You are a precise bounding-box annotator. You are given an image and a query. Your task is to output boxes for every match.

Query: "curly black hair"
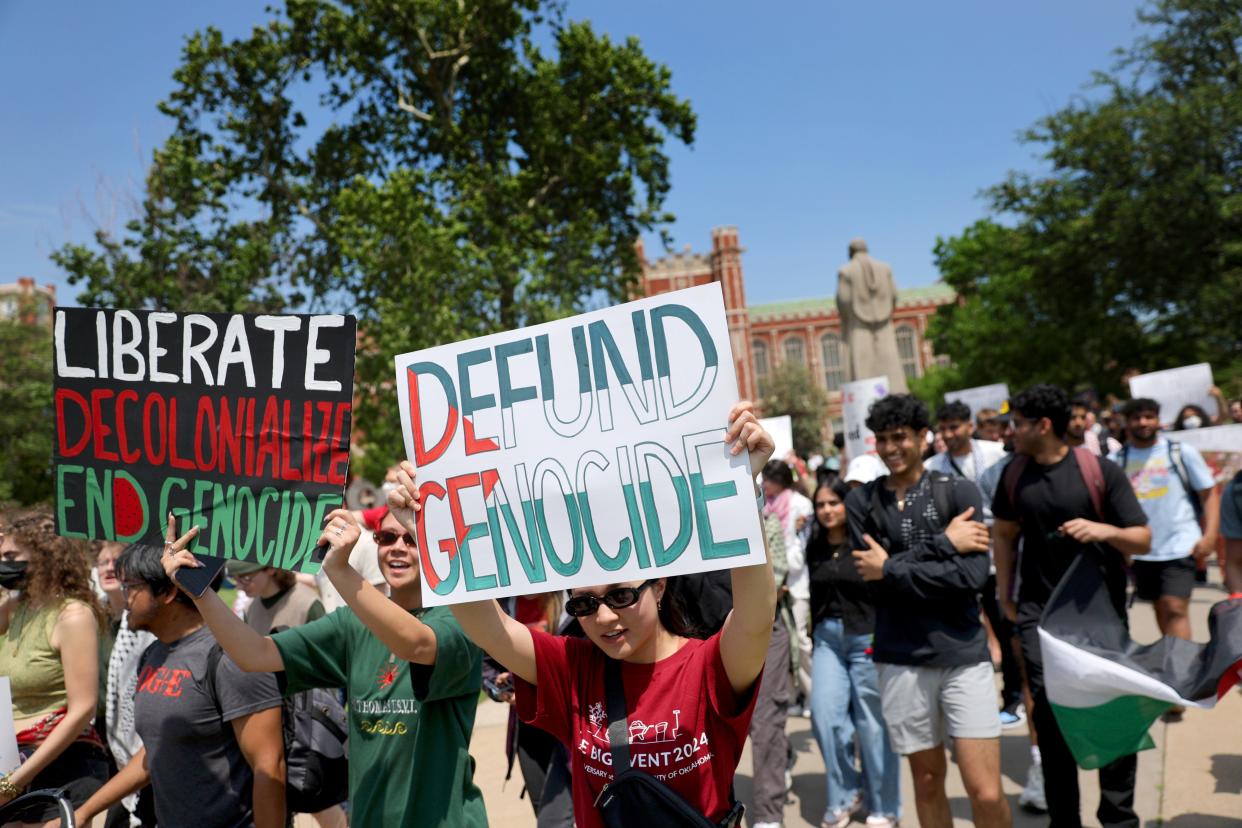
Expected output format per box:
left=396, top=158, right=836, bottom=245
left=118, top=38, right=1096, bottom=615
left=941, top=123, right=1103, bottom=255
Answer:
left=1012, top=384, right=1071, bottom=438
left=935, top=400, right=972, bottom=423
left=1121, top=398, right=1160, bottom=419
left=865, top=394, right=930, bottom=434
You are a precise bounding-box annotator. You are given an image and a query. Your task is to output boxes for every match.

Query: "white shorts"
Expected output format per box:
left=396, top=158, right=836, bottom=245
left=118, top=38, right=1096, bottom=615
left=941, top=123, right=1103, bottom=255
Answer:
left=876, top=661, right=1001, bottom=755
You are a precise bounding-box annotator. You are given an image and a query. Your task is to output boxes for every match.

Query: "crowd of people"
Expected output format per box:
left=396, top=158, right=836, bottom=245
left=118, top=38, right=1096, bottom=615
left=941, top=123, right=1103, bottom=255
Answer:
left=1, top=386, right=1239, bottom=828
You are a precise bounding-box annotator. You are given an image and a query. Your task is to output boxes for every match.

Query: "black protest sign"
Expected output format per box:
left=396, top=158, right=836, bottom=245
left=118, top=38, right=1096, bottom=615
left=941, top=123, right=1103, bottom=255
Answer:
left=52, top=308, right=356, bottom=574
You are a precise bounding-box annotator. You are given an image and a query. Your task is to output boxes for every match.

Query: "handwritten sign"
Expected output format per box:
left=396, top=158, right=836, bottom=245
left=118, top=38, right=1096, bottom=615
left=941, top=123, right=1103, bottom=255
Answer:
left=759, top=415, right=793, bottom=463
left=1171, top=424, right=1242, bottom=483
left=1128, top=364, right=1217, bottom=426
left=841, top=376, right=890, bottom=461
left=395, top=284, right=766, bottom=606
left=946, top=383, right=1010, bottom=419
left=52, top=308, right=356, bottom=573
left=0, top=678, right=17, bottom=775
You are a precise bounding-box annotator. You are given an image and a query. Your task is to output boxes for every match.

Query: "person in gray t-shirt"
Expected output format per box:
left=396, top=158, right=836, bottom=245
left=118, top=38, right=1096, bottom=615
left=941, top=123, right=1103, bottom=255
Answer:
left=73, top=542, right=285, bottom=828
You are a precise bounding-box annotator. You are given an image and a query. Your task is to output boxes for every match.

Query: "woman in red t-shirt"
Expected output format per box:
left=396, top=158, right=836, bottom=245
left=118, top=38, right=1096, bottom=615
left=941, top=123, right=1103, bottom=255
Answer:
left=385, top=401, right=778, bottom=828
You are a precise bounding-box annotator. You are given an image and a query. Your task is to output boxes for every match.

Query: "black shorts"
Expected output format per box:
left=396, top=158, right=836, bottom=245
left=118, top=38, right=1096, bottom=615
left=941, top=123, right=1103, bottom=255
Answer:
left=1132, top=556, right=1196, bottom=601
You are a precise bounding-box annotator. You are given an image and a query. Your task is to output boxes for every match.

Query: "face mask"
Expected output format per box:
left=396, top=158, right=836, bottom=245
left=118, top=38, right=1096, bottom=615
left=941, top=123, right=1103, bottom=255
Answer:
left=0, top=560, right=29, bottom=591
left=1181, top=416, right=1203, bottom=430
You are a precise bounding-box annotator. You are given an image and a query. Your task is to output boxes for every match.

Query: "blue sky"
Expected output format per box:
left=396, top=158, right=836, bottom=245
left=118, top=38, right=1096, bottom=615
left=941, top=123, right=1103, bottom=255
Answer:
left=0, top=1, right=1145, bottom=306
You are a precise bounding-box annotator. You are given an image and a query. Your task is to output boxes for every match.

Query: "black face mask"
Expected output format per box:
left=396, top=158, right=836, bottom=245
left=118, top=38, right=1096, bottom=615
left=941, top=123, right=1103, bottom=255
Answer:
left=0, top=560, right=29, bottom=591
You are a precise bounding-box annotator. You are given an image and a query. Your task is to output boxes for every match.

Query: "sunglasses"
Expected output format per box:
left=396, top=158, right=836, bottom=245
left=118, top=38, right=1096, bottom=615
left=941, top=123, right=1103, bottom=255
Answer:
left=564, top=580, right=655, bottom=618
left=373, top=530, right=416, bottom=547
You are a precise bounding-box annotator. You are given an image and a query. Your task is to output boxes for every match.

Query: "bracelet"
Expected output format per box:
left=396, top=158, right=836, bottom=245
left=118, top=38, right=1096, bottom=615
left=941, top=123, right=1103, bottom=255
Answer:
left=0, top=774, right=20, bottom=799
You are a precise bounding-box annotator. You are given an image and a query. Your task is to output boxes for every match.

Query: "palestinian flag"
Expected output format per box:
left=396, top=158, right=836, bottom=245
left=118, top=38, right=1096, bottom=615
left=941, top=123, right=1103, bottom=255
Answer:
left=1038, top=553, right=1242, bottom=770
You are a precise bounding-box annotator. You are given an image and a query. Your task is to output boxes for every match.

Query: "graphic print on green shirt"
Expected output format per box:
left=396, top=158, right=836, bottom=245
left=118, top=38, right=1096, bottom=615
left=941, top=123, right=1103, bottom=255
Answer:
left=272, top=606, right=486, bottom=828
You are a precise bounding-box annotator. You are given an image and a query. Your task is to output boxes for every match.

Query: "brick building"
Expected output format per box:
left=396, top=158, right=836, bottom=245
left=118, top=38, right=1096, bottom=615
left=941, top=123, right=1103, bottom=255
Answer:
left=0, top=277, right=56, bottom=326
left=638, top=226, right=955, bottom=436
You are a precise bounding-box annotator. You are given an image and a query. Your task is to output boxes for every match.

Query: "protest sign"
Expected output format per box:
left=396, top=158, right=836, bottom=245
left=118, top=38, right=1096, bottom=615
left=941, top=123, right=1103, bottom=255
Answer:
left=1170, top=424, right=1242, bottom=483
left=841, top=376, right=890, bottom=460
left=0, top=678, right=17, bottom=775
left=395, top=283, right=767, bottom=606
left=1128, top=364, right=1217, bottom=426
left=759, top=415, right=793, bottom=463
left=945, top=383, right=1010, bottom=419
left=52, top=308, right=356, bottom=574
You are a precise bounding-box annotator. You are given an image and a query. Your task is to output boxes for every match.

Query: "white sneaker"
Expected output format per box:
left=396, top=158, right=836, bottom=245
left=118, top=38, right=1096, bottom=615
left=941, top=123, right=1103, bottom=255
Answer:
left=753, top=823, right=782, bottom=828
left=865, top=817, right=898, bottom=828
left=1019, top=762, right=1047, bottom=812
left=820, top=812, right=851, bottom=828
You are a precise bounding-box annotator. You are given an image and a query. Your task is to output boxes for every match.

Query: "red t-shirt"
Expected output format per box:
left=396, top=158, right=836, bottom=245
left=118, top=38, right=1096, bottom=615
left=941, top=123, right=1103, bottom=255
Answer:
left=515, top=630, right=759, bottom=828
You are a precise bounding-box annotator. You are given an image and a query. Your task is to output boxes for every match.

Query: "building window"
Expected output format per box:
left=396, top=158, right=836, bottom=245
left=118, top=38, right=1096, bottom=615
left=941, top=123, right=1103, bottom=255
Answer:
left=896, top=325, right=919, bottom=379
left=820, top=332, right=845, bottom=391
left=752, top=341, right=769, bottom=378
left=784, top=336, right=805, bottom=367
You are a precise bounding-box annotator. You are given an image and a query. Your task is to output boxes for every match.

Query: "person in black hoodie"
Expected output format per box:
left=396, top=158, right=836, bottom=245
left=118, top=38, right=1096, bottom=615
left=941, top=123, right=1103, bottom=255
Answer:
left=807, top=479, right=900, bottom=828
left=846, top=394, right=1011, bottom=828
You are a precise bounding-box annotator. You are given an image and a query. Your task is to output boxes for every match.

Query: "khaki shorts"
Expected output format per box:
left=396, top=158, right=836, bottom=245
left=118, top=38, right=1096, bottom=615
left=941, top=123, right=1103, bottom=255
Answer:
left=876, top=661, right=1001, bottom=755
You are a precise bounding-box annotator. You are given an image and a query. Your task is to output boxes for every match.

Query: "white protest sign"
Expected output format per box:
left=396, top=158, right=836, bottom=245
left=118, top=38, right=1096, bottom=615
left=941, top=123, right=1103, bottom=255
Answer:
left=759, top=415, right=793, bottom=462
left=841, top=376, right=890, bottom=460
left=0, top=678, right=17, bottom=774
left=395, top=283, right=767, bottom=606
left=1128, top=364, right=1217, bottom=426
left=945, top=383, right=1010, bottom=419
left=1168, top=424, right=1242, bottom=484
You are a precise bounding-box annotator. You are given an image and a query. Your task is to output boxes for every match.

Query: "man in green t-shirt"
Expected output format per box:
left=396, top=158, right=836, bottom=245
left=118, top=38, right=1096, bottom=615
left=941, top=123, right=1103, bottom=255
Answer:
left=163, top=509, right=487, bottom=828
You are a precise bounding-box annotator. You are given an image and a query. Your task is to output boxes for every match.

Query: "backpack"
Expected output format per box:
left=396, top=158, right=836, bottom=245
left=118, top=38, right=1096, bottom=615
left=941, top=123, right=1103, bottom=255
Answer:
left=594, top=658, right=745, bottom=828
left=1119, top=440, right=1205, bottom=522
left=205, top=645, right=350, bottom=813
left=865, top=470, right=959, bottom=547
left=1002, top=446, right=1105, bottom=523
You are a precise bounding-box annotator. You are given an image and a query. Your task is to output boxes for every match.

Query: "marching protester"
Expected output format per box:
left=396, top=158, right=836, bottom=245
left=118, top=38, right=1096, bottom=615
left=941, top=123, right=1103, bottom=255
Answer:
left=1067, top=396, right=1121, bottom=458
left=0, top=510, right=109, bottom=824
left=974, top=408, right=1002, bottom=443
left=845, top=394, right=1010, bottom=828
left=927, top=400, right=1007, bottom=484
left=992, top=384, right=1151, bottom=828
left=74, top=539, right=286, bottom=828
left=230, top=560, right=326, bottom=634
left=1109, top=398, right=1219, bottom=650
left=373, top=401, right=776, bottom=828
left=163, top=509, right=487, bottom=828
left=806, top=479, right=900, bottom=828
left=762, top=459, right=815, bottom=716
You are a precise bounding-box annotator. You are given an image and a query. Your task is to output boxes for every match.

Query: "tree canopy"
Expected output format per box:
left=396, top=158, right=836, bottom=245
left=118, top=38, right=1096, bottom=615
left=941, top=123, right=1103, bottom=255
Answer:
left=923, top=0, right=1242, bottom=403
left=0, top=308, right=54, bottom=505
left=759, top=361, right=830, bottom=458
left=53, top=0, right=695, bottom=480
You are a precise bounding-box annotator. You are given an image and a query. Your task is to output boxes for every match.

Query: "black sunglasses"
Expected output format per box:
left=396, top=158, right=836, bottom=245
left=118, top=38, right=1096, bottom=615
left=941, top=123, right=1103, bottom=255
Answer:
left=565, top=580, right=656, bottom=617
left=373, top=530, right=416, bottom=547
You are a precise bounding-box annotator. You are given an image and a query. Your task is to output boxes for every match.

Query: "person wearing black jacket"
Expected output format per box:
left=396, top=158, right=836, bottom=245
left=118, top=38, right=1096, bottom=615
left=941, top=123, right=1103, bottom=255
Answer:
left=846, top=394, right=1011, bottom=828
left=807, top=479, right=900, bottom=828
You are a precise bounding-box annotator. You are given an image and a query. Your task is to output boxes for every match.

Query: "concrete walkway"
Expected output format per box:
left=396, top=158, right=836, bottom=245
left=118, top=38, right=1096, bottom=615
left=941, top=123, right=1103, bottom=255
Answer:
left=468, top=572, right=1242, bottom=826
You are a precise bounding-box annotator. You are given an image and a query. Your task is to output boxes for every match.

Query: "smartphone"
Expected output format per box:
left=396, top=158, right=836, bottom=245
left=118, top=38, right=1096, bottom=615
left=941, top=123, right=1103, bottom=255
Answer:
left=173, top=554, right=227, bottom=599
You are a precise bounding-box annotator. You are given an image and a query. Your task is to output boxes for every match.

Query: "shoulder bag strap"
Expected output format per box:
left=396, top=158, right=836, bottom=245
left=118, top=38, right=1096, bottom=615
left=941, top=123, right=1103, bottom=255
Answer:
left=604, top=658, right=631, bottom=775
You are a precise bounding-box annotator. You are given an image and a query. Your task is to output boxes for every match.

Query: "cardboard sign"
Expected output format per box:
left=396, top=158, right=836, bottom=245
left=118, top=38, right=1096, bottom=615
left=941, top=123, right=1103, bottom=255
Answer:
left=52, top=308, right=356, bottom=574
left=945, top=383, right=1010, bottom=419
left=1128, top=364, right=1217, bottom=426
left=841, top=376, right=890, bottom=461
left=395, top=283, right=766, bottom=606
left=0, top=678, right=17, bottom=775
left=1170, top=424, right=1242, bottom=484
left=759, top=415, right=793, bottom=463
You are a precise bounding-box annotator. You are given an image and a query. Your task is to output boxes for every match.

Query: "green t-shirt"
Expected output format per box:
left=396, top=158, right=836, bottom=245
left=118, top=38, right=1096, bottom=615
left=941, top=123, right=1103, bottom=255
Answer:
left=272, top=606, right=486, bottom=828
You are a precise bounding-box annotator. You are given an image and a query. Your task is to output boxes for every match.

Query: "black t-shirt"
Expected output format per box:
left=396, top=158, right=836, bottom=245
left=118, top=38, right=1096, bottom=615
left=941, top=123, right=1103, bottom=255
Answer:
left=991, top=450, right=1147, bottom=620
left=805, top=530, right=874, bottom=635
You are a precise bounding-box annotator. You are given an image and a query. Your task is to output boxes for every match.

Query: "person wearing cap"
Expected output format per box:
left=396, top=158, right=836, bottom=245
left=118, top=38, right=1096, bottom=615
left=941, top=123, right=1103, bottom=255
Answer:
left=228, top=560, right=325, bottom=635
left=162, top=506, right=487, bottom=828
left=844, top=453, right=888, bottom=489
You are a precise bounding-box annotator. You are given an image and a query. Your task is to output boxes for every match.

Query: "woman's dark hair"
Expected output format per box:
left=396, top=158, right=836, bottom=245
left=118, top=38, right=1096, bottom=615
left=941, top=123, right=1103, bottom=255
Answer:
left=1174, top=404, right=1210, bottom=430
left=1011, top=383, right=1071, bottom=438
left=270, top=568, right=298, bottom=591
left=117, top=544, right=223, bottom=609
left=6, top=509, right=107, bottom=627
left=657, top=577, right=702, bottom=638
left=761, top=460, right=793, bottom=489
left=808, top=480, right=851, bottom=542
left=935, top=400, right=972, bottom=423
left=865, top=394, right=930, bottom=434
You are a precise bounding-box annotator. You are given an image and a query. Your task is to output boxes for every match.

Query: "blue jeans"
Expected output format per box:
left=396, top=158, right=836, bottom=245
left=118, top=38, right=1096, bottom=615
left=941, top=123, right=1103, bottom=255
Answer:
left=810, top=617, right=901, bottom=819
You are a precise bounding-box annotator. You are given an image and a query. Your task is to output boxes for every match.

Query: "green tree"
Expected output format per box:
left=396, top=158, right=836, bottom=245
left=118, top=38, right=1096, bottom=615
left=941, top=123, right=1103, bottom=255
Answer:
left=928, top=0, right=1242, bottom=399
left=53, top=0, right=694, bottom=480
left=759, top=361, right=830, bottom=459
left=0, top=313, right=54, bottom=505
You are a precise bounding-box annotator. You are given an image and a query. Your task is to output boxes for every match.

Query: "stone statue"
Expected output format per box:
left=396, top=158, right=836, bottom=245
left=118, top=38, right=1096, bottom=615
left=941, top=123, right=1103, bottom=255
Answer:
left=836, top=238, right=908, bottom=393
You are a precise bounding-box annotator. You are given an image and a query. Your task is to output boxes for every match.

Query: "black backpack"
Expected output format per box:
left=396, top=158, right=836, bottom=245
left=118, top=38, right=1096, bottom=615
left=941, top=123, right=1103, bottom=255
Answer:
left=594, top=658, right=745, bottom=828
left=205, top=645, right=350, bottom=813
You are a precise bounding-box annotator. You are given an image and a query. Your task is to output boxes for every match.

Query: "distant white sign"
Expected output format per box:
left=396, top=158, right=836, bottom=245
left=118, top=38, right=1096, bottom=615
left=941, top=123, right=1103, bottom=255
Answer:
left=945, top=383, right=1010, bottom=419
left=759, top=415, right=793, bottom=463
left=0, top=678, right=17, bottom=774
left=841, top=376, right=891, bottom=460
left=1128, top=364, right=1217, bottom=426
left=394, top=283, right=767, bottom=606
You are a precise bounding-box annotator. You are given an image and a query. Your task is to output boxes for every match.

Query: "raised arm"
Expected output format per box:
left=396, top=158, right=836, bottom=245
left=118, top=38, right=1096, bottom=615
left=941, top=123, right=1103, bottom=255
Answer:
left=162, top=518, right=285, bottom=674
left=719, top=402, right=778, bottom=696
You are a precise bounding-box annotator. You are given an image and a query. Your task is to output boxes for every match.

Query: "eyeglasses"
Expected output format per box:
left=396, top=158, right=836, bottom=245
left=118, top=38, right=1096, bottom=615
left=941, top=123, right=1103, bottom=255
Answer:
left=373, top=530, right=416, bottom=547
left=120, top=581, right=148, bottom=596
left=565, top=580, right=655, bottom=618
